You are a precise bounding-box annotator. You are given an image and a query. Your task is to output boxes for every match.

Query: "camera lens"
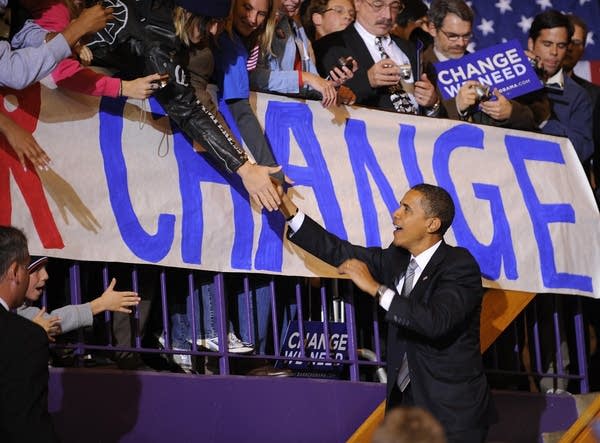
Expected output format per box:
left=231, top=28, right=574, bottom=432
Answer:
left=398, top=65, right=412, bottom=80
left=473, top=84, right=491, bottom=102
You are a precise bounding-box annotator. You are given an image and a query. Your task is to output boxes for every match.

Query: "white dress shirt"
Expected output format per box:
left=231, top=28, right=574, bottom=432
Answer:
left=353, top=21, right=418, bottom=108
left=379, top=240, right=442, bottom=310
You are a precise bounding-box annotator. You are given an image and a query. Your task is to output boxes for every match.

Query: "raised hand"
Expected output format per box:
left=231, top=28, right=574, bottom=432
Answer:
left=237, top=162, right=282, bottom=211
left=90, top=278, right=140, bottom=315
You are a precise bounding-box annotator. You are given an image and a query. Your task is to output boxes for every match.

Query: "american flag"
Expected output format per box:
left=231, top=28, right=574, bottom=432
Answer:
left=246, top=44, right=260, bottom=71
left=459, top=0, right=600, bottom=83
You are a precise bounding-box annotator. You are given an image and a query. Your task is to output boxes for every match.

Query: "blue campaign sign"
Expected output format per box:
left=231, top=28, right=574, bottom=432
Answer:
left=434, top=39, right=543, bottom=100
left=277, top=321, right=349, bottom=377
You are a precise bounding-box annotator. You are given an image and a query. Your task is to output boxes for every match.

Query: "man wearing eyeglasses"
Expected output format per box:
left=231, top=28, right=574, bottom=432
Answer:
left=422, top=0, right=538, bottom=130
left=313, top=0, right=442, bottom=114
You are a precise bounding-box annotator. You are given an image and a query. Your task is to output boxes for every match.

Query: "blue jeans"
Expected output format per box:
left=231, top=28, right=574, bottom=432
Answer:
left=171, top=278, right=272, bottom=354
left=168, top=309, right=191, bottom=351
left=169, top=283, right=226, bottom=346
left=236, top=284, right=271, bottom=354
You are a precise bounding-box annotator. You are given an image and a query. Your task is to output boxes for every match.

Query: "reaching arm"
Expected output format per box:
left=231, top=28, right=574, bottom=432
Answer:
left=89, top=278, right=140, bottom=315
left=5, top=5, right=113, bottom=90
left=146, top=44, right=281, bottom=210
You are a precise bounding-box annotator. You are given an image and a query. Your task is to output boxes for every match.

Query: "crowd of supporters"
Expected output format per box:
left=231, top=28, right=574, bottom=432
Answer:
left=1, top=0, right=599, bottom=441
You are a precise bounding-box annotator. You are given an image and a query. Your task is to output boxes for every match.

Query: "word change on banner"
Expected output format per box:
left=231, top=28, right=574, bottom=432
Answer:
left=434, top=39, right=543, bottom=100
left=276, top=321, right=349, bottom=377
left=1, top=81, right=599, bottom=298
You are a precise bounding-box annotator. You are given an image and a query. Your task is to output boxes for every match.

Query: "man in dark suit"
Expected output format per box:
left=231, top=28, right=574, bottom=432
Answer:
left=313, top=0, right=441, bottom=114
left=277, top=184, right=495, bottom=443
left=563, top=14, right=600, bottom=195
left=0, top=226, right=58, bottom=443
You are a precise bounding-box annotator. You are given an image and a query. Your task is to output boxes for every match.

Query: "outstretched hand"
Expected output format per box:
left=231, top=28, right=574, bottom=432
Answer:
left=275, top=183, right=299, bottom=220
left=237, top=162, right=282, bottom=211
left=122, top=73, right=169, bottom=99
left=91, top=278, right=140, bottom=315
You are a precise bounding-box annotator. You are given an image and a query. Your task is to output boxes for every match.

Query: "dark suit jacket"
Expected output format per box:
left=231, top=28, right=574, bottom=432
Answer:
left=572, top=74, right=600, bottom=184
left=287, top=215, right=496, bottom=434
left=0, top=304, right=57, bottom=443
left=313, top=24, right=418, bottom=112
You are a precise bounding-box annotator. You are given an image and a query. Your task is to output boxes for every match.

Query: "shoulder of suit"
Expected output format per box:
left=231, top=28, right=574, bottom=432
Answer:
left=443, top=244, right=480, bottom=267
left=0, top=308, right=47, bottom=338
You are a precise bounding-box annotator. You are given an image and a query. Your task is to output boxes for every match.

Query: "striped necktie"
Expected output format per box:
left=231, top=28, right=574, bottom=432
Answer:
left=374, top=36, right=417, bottom=114
left=397, top=258, right=418, bottom=392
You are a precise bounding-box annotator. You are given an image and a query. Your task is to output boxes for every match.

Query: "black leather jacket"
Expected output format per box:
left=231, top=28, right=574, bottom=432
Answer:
left=88, top=0, right=248, bottom=173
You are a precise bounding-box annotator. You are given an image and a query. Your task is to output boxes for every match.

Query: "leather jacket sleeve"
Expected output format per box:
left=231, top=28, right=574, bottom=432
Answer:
left=145, top=43, right=248, bottom=173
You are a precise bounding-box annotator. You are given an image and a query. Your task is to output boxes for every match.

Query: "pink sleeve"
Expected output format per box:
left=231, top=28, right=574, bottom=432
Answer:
left=34, top=3, right=71, bottom=32
left=51, top=58, right=121, bottom=97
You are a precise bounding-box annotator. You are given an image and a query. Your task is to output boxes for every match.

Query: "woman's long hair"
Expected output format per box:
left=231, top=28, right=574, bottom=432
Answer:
left=256, top=0, right=278, bottom=56
left=173, top=6, right=216, bottom=48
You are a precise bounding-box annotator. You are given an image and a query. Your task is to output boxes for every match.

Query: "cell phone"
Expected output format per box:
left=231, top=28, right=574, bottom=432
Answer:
left=326, top=56, right=354, bottom=81
left=335, top=56, right=354, bottom=71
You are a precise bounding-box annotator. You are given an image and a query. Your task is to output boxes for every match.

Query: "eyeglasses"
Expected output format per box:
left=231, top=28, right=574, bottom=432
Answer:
left=438, top=28, right=472, bottom=42
left=570, top=39, right=584, bottom=47
left=362, top=0, right=405, bottom=15
left=322, top=6, right=356, bottom=20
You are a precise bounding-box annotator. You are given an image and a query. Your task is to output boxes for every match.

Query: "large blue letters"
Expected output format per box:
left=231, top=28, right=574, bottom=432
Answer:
left=265, top=101, right=346, bottom=243
left=99, top=97, right=174, bottom=262
left=506, top=135, right=592, bottom=292
left=434, top=125, right=517, bottom=280
left=344, top=119, right=401, bottom=247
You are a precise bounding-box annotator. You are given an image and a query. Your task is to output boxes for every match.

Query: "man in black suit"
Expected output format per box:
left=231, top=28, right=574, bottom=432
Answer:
left=313, top=0, right=441, bottom=114
left=278, top=184, right=495, bottom=443
left=0, top=226, right=58, bottom=442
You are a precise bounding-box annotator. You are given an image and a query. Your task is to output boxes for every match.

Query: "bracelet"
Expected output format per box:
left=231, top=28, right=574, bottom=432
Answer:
left=285, top=208, right=299, bottom=222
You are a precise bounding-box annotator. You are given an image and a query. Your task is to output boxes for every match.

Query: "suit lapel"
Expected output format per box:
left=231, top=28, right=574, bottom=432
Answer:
left=411, top=241, right=448, bottom=298
left=343, top=26, right=377, bottom=66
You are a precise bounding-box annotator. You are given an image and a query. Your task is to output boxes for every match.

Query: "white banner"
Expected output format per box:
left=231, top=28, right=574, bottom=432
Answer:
left=1, top=82, right=599, bottom=298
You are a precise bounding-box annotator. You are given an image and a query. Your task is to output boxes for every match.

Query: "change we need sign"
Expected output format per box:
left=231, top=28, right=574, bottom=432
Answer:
left=434, top=39, right=543, bottom=100
left=277, top=321, right=349, bottom=377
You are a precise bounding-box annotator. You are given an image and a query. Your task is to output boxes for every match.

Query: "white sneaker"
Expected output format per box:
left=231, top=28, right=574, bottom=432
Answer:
left=157, top=334, right=192, bottom=371
left=196, top=333, right=254, bottom=354
left=173, top=353, right=192, bottom=372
